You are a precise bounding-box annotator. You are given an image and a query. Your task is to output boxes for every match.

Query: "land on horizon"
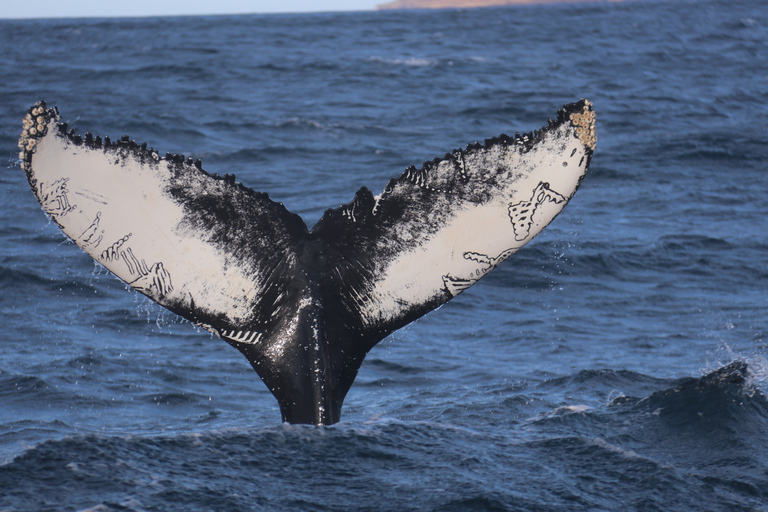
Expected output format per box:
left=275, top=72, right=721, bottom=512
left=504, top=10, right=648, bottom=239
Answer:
left=377, top=0, right=626, bottom=9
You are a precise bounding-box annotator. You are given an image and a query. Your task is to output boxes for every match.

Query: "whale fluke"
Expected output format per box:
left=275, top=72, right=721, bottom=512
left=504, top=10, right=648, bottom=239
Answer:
left=19, top=100, right=595, bottom=425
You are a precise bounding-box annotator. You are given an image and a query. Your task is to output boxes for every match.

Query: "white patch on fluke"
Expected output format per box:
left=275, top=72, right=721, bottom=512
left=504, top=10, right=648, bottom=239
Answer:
left=359, top=121, right=588, bottom=326
left=27, top=116, right=263, bottom=324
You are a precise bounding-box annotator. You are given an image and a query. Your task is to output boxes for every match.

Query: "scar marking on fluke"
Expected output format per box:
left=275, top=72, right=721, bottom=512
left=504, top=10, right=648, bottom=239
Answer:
left=442, top=247, right=517, bottom=297
left=78, top=212, right=103, bottom=249
left=508, top=182, right=568, bottom=242
left=38, top=178, right=76, bottom=218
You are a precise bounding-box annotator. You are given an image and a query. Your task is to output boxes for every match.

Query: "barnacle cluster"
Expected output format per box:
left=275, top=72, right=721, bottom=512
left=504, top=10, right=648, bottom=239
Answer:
left=569, top=100, right=597, bottom=151
left=18, top=101, right=54, bottom=171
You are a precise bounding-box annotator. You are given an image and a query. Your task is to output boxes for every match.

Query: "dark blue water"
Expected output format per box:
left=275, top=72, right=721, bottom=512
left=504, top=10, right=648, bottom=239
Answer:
left=1, top=0, right=768, bottom=509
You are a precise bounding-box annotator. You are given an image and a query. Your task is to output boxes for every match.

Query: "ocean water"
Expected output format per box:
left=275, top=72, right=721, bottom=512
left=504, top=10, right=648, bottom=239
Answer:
left=1, top=0, right=767, bottom=509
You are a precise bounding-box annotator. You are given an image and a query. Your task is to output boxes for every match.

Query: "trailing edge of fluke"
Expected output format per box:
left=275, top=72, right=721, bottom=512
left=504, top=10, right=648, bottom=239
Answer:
left=19, top=99, right=595, bottom=425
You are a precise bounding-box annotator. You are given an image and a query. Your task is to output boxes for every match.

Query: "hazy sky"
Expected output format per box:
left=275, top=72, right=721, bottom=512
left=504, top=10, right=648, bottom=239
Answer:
left=1, top=0, right=380, bottom=19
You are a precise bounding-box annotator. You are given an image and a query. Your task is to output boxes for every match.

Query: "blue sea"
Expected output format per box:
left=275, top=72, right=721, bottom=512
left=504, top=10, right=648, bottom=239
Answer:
left=1, top=0, right=767, bottom=509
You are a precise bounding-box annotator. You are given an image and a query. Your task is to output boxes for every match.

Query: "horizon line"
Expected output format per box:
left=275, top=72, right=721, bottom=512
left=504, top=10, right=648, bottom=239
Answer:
left=0, top=0, right=616, bottom=21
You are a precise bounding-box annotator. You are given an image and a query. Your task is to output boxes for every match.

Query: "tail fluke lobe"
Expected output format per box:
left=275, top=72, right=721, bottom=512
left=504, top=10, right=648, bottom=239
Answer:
left=20, top=100, right=595, bottom=425
left=313, top=100, right=595, bottom=355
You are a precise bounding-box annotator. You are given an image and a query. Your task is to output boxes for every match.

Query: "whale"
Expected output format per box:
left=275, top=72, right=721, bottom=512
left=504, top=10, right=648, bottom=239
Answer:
left=18, top=100, right=595, bottom=425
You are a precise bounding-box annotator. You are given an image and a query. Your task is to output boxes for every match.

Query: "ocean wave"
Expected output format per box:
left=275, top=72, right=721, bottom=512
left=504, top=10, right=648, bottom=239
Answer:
left=0, top=265, right=115, bottom=303
left=367, top=56, right=438, bottom=67
left=560, top=234, right=768, bottom=284
left=2, top=382, right=766, bottom=511
left=658, top=131, right=768, bottom=163
left=0, top=266, right=53, bottom=289
left=0, top=372, right=82, bottom=412
left=200, top=147, right=271, bottom=164
left=139, top=392, right=206, bottom=407
left=363, top=358, right=425, bottom=375
left=538, top=367, right=666, bottom=394
left=630, top=361, right=768, bottom=427
left=0, top=373, right=56, bottom=400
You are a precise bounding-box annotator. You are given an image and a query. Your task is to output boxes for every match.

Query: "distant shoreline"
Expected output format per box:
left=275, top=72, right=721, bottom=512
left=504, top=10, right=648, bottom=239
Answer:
left=377, top=0, right=626, bottom=10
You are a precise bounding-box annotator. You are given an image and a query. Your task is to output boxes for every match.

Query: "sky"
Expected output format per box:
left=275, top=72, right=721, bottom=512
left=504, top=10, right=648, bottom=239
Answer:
left=1, top=0, right=380, bottom=19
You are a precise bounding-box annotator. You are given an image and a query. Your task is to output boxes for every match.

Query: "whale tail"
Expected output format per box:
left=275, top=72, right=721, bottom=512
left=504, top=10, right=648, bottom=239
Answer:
left=19, top=100, right=595, bottom=424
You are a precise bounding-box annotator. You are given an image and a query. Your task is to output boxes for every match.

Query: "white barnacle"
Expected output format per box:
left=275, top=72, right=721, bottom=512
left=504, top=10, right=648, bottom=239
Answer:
left=26, top=139, right=36, bottom=150
left=29, top=127, right=37, bottom=136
